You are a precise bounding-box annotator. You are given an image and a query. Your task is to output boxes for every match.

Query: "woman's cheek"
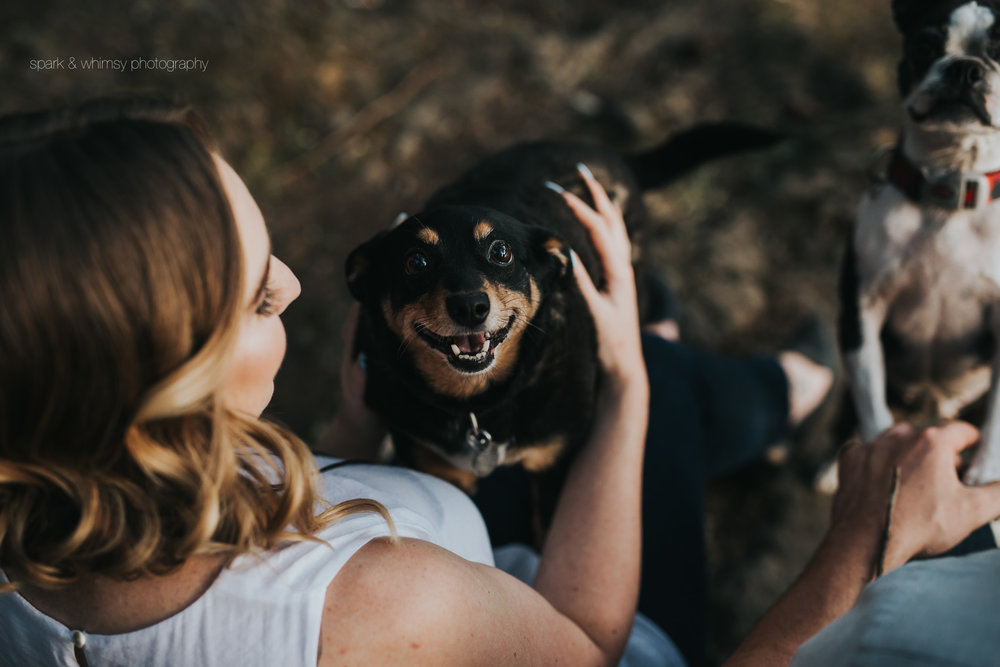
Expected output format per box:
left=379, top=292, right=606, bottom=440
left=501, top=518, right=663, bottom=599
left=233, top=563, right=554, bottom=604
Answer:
left=222, top=318, right=287, bottom=416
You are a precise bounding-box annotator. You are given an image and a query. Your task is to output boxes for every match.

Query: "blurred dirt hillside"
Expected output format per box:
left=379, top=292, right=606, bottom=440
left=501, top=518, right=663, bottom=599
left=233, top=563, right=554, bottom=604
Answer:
left=2, top=0, right=902, bottom=662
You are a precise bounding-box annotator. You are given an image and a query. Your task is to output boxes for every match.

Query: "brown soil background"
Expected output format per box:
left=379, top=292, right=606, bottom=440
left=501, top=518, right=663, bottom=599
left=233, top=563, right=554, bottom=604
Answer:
left=2, top=1, right=903, bottom=662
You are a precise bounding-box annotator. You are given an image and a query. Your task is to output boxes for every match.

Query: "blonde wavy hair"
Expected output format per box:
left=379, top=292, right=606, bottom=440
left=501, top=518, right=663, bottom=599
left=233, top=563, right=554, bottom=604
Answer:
left=0, top=99, right=390, bottom=592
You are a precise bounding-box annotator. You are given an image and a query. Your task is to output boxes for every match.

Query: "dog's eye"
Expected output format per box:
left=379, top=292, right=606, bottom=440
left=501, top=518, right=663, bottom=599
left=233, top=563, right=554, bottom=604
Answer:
left=488, top=240, right=513, bottom=265
left=404, top=251, right=429, bottom=275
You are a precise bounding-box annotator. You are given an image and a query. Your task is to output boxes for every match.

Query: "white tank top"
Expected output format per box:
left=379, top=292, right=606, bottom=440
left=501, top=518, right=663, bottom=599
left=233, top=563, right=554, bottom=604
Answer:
left=0, top=458, right=494, bottom=666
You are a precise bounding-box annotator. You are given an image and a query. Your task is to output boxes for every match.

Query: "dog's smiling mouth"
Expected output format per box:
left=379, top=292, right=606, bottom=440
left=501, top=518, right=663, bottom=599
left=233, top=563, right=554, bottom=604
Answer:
left=415, top=315, right=516, bottom=374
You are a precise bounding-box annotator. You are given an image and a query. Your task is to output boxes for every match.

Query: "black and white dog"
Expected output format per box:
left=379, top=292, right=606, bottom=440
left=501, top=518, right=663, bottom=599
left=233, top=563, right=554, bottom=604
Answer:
left=842, top=0, right=1000, bottom=507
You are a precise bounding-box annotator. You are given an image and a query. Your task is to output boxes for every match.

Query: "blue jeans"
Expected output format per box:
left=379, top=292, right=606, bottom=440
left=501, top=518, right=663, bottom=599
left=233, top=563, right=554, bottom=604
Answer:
left=494, top=543, right=687, bottom=667
left=791, top=549, right=1000, bottom=666
left=474, top=334, right=790, bottom=667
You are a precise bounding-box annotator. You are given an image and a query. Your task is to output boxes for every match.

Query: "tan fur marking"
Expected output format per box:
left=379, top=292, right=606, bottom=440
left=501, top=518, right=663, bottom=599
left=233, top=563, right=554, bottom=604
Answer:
left=938, top=365, right=993, bottom=418
left=406, top=441, right=479, bottom=493
left=544, top=237, right=569, bottom=271
left=894, top=365, right=993, bottom=422
left=474, top=221, right=494, bottom=241
left=417, top=227, right=440, bottom=245
left=384, top=277, right=543, bottom=400
left=506, top=436, right=568, bottom=472
left=388, top=287, right=493, bottom=399
left=484, top=277, right=542, bottom=385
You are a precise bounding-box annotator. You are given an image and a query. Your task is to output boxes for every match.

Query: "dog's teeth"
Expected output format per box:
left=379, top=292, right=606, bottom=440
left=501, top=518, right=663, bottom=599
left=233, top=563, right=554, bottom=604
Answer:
left=485, top=332, right=492, bottom=340
left=450, top=344, right=461, bottom=356
left=482, top=339, right=491, bottom=353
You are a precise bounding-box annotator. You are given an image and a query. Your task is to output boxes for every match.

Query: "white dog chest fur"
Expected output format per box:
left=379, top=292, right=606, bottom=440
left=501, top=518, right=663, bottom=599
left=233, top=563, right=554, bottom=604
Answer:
left=844, top=2, right=1000, bottom=515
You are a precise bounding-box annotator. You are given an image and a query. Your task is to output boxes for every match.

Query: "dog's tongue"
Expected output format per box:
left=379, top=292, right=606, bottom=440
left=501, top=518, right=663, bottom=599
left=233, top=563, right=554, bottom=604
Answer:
left=455, top=333, right=486, bottom=353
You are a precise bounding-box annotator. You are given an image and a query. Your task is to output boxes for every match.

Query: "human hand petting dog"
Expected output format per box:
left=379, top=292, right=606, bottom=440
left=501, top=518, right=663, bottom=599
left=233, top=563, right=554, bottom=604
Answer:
left=833, top=422, right=1000, bottom=574
left=729, top=421, right=1000, bottom=667
left=557, top=163, right=645, bottom=387
left=531, top=164, right=649, bottom=664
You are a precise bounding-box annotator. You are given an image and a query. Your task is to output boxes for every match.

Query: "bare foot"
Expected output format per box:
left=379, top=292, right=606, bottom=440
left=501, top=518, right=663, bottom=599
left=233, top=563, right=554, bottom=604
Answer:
left=643, top=319, right=680, bottom=342
left=779, top=350, right=834, bottom=427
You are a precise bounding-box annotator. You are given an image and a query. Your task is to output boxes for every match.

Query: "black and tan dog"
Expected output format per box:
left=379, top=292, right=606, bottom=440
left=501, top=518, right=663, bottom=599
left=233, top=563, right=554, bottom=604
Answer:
left=346, top=125, right=781, bottom=497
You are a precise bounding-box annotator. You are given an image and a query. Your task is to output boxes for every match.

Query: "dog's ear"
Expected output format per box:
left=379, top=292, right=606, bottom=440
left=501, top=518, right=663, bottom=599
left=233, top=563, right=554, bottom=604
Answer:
left=528, top=227, right=571, bottom=281
left=892, top=0, right=926, bottom=34
left=345, top=231, right=389, bottom=302
left=891, top=0, right=914, bottom=32
left=891, top=0, right=954, bottom=34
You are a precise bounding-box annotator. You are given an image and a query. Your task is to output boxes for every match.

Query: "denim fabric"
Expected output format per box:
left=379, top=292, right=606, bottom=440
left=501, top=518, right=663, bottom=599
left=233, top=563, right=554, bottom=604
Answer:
left=493, top=544, right=689, bottom=667
left=791, top=550, right=1000, bottom=667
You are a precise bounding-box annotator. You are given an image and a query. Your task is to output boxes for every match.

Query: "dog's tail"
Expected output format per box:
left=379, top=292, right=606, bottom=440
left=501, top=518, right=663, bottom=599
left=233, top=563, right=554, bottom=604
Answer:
left=627, top=122, right=785, bottom=191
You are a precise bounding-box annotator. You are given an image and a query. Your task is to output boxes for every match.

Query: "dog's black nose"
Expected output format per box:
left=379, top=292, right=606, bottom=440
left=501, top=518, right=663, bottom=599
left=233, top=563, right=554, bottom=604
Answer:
left=945, top=59, right=984, bottom=87
left=446, top=292, right=491, bottom=326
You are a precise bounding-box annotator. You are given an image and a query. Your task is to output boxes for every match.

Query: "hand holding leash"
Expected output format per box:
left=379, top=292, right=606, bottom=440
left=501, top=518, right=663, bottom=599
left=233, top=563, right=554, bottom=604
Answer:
left=557, top=163, right=645, bottom=386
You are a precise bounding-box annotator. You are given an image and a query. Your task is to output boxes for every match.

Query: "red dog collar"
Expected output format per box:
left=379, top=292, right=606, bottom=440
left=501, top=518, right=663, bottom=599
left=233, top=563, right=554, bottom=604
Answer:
left=887, top=148, right=1000, bottom=210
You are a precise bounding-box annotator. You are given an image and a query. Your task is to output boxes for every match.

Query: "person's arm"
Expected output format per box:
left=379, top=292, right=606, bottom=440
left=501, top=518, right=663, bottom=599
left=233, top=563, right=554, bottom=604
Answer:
left=318, top=167, right=648, bottom=666
left=531, top=167, right=648, bottom=652
left=726, top=422, right=1000, bottom=667
left=724, top=517, right=881, bottom=666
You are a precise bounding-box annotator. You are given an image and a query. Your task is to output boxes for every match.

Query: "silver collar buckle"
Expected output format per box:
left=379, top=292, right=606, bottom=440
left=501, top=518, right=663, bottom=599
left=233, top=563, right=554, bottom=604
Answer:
left=465, top=412, right=506, bottom=477
left=922, top=171, right=990, bottom=210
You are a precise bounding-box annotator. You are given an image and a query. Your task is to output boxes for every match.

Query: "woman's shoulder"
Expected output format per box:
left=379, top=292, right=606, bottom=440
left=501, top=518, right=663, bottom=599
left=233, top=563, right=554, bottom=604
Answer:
left=317, top=536, right=491, bottom=665
left=316, top=536, right=614, bottom=667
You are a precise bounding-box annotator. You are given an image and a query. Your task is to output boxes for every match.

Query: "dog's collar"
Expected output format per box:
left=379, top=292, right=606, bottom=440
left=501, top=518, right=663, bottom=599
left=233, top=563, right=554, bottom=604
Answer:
left=464, top=412, right=509, bottom=477
left=886, top=148, right=1000, bottom=210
